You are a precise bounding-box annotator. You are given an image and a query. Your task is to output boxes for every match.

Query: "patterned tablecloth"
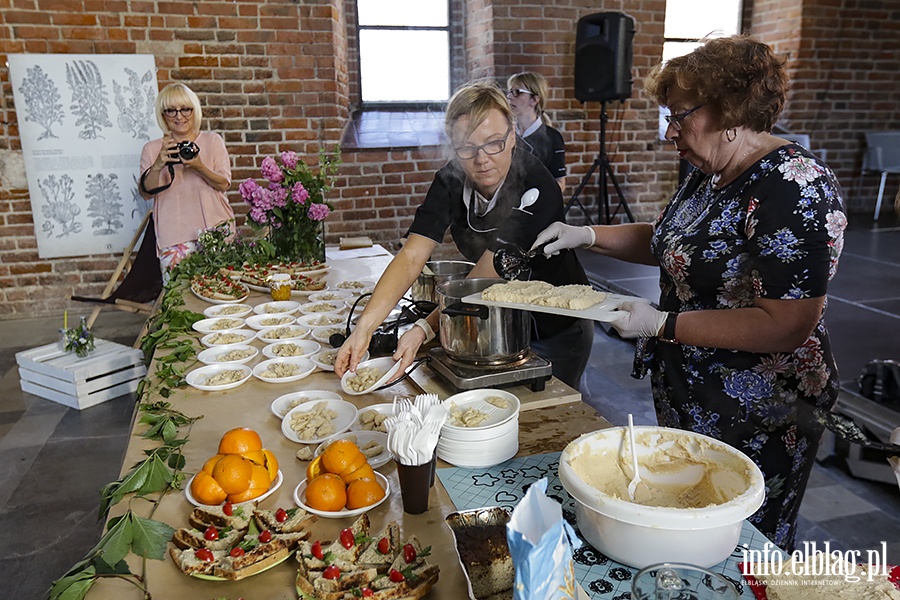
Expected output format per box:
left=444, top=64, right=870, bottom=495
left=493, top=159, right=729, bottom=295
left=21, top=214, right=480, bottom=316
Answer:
left=437, top=452, right=769, bottom=599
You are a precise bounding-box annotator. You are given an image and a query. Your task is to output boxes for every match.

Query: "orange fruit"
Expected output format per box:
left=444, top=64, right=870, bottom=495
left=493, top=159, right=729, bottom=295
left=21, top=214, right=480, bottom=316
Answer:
left=342, top=462, right=376, bottom=486
left=227, top=464, right=272, bottom=503
left=262, top=449, right=279, bottom=482
left=306, top=455, right=326, bottom=481
left=211, top=454, right=253, bottom=495
left=305, top=473, right=347, bottom=512
left=241, top=450, right=266, bottom=465
left=191, top=470, right=228, bottom=505
left=346, top=477, right=385, bottom=510
left=202, top=454, right=225, bottom=475
left=218, top=427, right=263, bottom=455
left=321, top=439, right=364, bottom=476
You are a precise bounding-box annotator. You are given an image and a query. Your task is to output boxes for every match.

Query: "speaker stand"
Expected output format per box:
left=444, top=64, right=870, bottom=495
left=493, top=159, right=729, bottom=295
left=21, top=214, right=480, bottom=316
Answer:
left=565, top=102, right=634, bottom=225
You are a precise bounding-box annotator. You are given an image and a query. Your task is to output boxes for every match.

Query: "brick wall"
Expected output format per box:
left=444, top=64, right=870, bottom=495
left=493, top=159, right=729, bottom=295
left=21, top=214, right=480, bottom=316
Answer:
left=1, top=0, right=899, bottom=319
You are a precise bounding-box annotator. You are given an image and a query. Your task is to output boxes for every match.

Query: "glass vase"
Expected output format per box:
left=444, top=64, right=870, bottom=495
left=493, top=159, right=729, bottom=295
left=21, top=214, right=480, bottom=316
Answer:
left=268, top=220, right=325, bottom=264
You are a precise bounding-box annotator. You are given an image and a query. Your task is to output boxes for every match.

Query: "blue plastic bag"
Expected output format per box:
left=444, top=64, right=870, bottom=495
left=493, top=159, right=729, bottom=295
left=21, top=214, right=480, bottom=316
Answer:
left=506, top=478, right=582, bottom=600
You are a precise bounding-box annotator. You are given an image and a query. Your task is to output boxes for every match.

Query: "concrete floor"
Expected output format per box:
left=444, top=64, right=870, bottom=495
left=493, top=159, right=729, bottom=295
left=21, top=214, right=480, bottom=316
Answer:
left=1, top=217, right=899, bottom=599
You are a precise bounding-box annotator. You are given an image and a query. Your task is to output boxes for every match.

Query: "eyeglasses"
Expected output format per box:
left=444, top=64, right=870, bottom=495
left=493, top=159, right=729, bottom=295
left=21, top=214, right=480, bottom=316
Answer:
left=163, top=107, right=194, bottom=118
left=664, top=104, right=703, bottom=130
left=506, top=88, right=535, bottom=99
left=454, top=126, right=512, bottom=160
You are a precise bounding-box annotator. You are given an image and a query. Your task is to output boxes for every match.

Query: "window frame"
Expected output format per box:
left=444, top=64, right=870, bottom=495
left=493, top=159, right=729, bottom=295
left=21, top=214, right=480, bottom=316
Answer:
left=354, top=2, right=453, bottom=110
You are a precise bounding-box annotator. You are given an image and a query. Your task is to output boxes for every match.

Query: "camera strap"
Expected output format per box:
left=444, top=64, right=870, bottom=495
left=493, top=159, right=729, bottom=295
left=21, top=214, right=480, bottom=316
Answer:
left=140, top=163, right=175, bottom=196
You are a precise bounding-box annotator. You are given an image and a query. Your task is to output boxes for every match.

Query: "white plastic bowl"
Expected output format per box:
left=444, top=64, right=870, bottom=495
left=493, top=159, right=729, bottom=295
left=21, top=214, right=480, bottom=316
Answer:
left=281, top=399, right=358, bottom=444
left=298, top=301, right=344, bottom=316
left=308, top=290, right=353, bottom=303
left=192, top=317, right=246, bottom=334
left=252, top=300, right=301, bottom=315
left=203, top=303, right=253, bottom=318
left=340, top=357, right=401, bottom=396
left=256, top=325, right=310, bottom=344
left=295, top=313, right=346, bottom=328
left=442, top=389, right=520, bottom=439
left=244, top=313, right=297, bottom=330
left=293, top=471, right=389, bottom=518
left=252, top=357, right=316, bottom=383
left=197, top=344, right=259, bottom=365
left=311, top=325, right=347, bottom=344
left=262, top=340, right=320, bottom=360
left=200, top=329, right=257, bottom=348
left=558, top=426, right=765, bottom=569
left=270, top=390, right=344, bottom=420
left=185, top=364, right=253, bottom=391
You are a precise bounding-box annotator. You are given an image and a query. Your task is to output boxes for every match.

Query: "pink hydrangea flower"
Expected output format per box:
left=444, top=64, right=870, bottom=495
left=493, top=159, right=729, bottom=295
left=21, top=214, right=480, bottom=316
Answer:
left=307, top=203, right=330, bottom=221
left=281, top=151, right=299, bottom=170
left=292, top=182, right=309, bottom=204
left=260, top=156, right=284, bottom=183
left=268, top=183, right=288, bottom=208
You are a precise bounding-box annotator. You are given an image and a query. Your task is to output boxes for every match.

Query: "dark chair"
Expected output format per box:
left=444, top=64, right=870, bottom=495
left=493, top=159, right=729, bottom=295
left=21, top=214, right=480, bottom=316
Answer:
left=860, top=131, right=900, bottom=221
left=71, top=211, right=163, bottom=346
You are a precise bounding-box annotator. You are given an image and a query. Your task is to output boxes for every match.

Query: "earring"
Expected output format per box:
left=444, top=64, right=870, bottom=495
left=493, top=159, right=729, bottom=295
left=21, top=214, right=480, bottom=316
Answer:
left=726, top=128, right=737, bottom=142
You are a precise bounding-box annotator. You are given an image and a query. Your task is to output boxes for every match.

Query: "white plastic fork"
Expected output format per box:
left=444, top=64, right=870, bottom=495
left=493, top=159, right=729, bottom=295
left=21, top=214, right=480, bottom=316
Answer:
left=414, top=393, right=439, bottom=415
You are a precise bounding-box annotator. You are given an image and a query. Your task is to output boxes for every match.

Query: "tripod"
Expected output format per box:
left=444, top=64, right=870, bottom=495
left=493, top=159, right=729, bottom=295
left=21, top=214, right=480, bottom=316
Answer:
left=565, top=101, right=634, bottom=224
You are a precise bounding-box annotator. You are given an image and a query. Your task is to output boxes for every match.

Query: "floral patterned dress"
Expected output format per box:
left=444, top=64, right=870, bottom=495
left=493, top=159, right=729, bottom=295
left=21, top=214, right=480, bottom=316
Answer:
left=643, top=144, right=847, bottom=550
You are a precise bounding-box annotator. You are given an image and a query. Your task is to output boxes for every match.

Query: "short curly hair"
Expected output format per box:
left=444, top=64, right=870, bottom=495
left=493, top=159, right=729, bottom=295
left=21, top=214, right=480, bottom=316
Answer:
left=644, top=35, right=788, bottom=132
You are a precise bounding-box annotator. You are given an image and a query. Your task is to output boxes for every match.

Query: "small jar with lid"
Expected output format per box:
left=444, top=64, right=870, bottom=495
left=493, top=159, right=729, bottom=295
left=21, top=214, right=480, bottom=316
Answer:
left=269, top=273, right=292, bottom=301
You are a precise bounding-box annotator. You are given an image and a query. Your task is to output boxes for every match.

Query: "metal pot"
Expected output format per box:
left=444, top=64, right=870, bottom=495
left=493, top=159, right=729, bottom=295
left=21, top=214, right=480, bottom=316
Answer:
left=436, top=278, right=530, bottom=365
left=410, top=260, right=475, bottom=304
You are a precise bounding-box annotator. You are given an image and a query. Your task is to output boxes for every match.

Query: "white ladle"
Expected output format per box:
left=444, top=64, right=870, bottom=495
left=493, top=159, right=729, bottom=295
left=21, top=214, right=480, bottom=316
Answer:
left=626, top=414, right=642, bottom=502
left=517, top=188, right=539, bottom=212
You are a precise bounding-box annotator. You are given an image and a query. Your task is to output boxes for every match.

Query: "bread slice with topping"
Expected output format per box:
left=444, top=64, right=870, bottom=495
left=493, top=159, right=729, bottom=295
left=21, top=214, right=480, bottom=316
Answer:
left=187, top=503, right=252, bottom=531
left=253, top=506, right=318, bottom=534
left=356, top=521, right=400, bottom=571
left=168, top=546, right=226, bottom=576
left=172, top=525, right=246, bottom=552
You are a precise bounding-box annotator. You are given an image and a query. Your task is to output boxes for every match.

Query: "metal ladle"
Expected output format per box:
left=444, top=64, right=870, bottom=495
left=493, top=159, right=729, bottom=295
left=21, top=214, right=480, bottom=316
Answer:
left=493, top=242, right=549, bottom=280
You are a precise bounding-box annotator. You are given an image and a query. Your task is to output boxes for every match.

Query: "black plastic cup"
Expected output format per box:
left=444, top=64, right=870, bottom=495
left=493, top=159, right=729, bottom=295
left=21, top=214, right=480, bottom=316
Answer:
left=395, top=459, right=431, bottom=514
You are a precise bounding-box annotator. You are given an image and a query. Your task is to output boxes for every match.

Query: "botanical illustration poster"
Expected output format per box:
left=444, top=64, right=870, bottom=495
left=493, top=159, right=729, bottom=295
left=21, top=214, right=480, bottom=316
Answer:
left=9, top=54, right=160, bottom=258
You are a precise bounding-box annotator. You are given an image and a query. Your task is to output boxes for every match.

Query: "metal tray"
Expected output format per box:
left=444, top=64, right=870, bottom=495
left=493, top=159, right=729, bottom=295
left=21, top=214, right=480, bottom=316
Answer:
left=445, top=507, right=514, bottom=600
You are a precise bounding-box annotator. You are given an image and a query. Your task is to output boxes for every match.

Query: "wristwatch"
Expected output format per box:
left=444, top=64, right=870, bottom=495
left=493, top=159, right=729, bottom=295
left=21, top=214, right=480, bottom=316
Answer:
left=658, top=312, right=679, bottom=344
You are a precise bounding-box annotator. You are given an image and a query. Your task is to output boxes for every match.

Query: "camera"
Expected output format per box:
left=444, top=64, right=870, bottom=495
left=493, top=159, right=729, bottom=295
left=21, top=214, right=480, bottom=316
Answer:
left=170, top=141, right=199, bottom=161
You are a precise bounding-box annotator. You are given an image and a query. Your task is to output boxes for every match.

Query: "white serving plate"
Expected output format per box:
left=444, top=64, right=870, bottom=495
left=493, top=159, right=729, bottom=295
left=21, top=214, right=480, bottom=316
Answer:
left=298, top=301, right=345, bottom=316
left=252, top=357, right=316, bottom=383
left=461, top=291, right=631, bottom=324
left=185, top=470, right=283, bottom=508
left=341, top=357, right=402, bottom=396
left=308, top=290, right=353, bottom=303
left=442, top=389, right=521, bottom=432
left=255, top=325, right=310, bottom=344
left=200, top=329, right=257, bottom=348
left=191, top=317, right=246, bottom=334
left=191, top=283, right=250, bottom=305
left=293, top=471, right=389, bottom=518
left=203, top=303, right=253, bottom=318
left=316, top=431, right=391, bottom=469
left=197, top=344, right=259, bottom=365
left=295, top=313, right=347, bottom=328
left=262, top=340, right=320, bottom=360
left=252, top=300, right=301, bottom=315
left=311, top=325, right=347, bottom=345
left=333, top=279, right=375, bottom=292
left=245, top=313, right=297, bottom=330
left=281, top=399, right=358, bottom=444
left=350, top=403, right=394, bottom=433
left=270, top=390, right=345, bottom=420
left=310, top=349, right=368, bottom=372
left=185, top=364, right=253, bottom=391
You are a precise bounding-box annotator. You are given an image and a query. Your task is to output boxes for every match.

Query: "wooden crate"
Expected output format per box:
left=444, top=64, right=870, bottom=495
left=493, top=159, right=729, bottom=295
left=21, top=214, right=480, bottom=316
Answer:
left=16, top=339, right=148, bottom=410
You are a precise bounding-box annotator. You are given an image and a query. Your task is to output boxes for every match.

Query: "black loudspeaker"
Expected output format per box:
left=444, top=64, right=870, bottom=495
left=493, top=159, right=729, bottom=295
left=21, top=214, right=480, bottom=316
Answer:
left=574, top=12, right=635, bottom=102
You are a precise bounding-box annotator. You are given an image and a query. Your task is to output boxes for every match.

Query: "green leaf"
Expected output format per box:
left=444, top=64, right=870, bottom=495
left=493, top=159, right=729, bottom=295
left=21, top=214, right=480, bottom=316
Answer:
left=129, top=513, right=176, bottom=560
left=49, top=565, right=96, bottom=600
left=95, top=512, right=135, bottom=566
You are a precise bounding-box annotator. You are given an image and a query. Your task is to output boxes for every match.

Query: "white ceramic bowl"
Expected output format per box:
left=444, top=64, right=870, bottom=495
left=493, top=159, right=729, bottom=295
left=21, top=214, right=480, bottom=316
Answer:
left=311, top=325, right=347, bottom=345
left=244, top=313, right=297, bottom=330
left=256, top=324, right=310, bottom=344
left=252, top=357, right=316, bottom=383
left=296, top=313, right=346, bottom=328
left=200, top=329, right=257, bottom=348
left=340, top=357, right=402, bottom=396
left=192, top=317, right=246, bottom=334
left=308, top=290, right=353, bottom=303
left=293, top=471, right=389, bottom=518
left=252, top=300, right=301, bottom=315
left=185, top=364, right=253, bottom=391
left=185, top=470, right=283, bottom=507
left=281, top=399, right=358, bottom=444
left=350, top=403, right=394, bottom=433
left=203, top=303, right=253, bottom=318
left=298, top=301, right=345, bottom=316
left=262, top=340, right=320, bottom=360
left=270, top=390, right=344, bottom=420
left=558, top=426, right=765, bottom=569
left=197, top=344, right=259, bottom=365
left=316, top=431, right=390, bottom=469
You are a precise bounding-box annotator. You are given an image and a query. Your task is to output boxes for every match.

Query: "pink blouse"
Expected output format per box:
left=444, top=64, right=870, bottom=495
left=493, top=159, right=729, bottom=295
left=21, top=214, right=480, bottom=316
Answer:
left=140, top=130, right=234, bottom=253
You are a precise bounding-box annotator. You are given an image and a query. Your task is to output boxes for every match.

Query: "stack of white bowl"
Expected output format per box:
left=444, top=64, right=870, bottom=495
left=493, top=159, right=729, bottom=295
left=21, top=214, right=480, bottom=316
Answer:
left=436, top=389, right=520, bottom=468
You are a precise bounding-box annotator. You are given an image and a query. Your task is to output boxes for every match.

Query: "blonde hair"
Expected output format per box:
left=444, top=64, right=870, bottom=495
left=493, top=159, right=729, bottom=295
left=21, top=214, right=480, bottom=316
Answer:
left=155, top=83, right=203, bottom=133
left=507, top=72, right=552, bottom=127
left=445, top=80, right=515, bottom=141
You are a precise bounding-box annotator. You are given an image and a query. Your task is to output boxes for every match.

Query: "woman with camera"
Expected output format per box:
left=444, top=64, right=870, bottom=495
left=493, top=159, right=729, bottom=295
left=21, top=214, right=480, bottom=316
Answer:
left=140, top=83, right=233, bottom=272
